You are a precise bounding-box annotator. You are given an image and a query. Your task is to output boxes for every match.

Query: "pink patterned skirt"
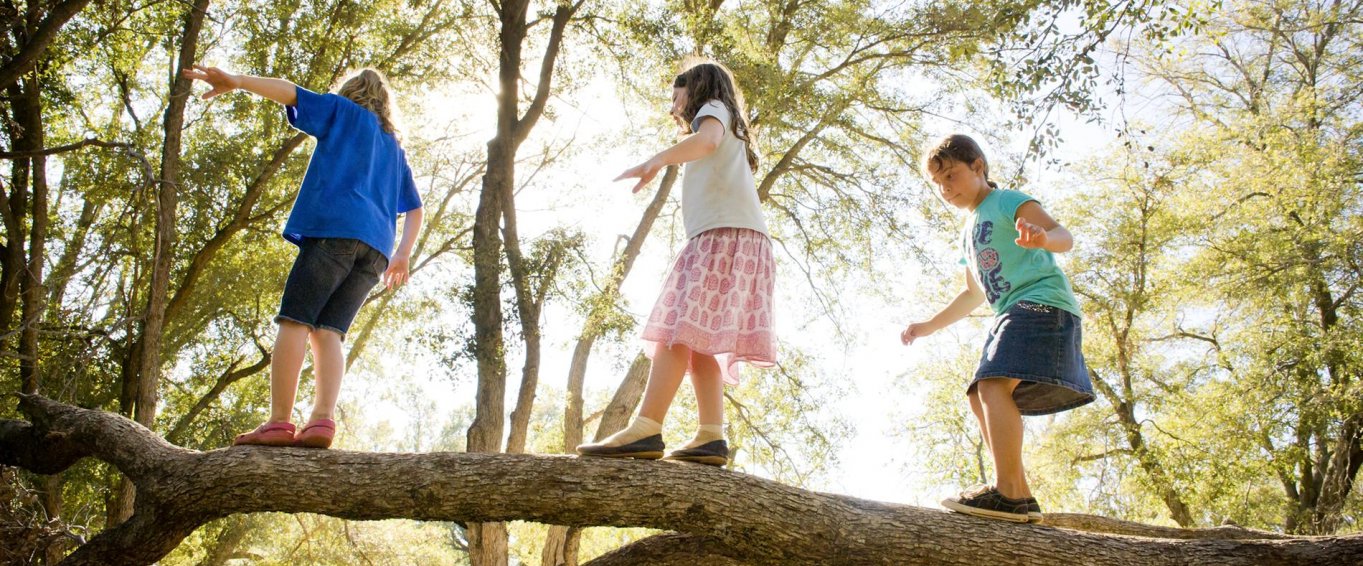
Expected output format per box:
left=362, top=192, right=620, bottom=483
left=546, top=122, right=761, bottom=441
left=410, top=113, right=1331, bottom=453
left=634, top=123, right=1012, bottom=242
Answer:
left=642, top=227, right=776, bottom=384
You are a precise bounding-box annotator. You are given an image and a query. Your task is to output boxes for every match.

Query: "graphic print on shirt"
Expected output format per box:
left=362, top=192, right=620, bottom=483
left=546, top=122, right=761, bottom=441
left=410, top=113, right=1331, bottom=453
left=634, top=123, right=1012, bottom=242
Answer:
left=973, top=220, right=1010, bottom=304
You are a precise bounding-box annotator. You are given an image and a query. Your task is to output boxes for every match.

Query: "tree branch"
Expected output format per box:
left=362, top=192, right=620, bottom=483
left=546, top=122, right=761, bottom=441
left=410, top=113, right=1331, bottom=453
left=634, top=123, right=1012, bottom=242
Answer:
left=0, top=0, right=96, bottom=91
left=4, top=395, right=1360, bottom=566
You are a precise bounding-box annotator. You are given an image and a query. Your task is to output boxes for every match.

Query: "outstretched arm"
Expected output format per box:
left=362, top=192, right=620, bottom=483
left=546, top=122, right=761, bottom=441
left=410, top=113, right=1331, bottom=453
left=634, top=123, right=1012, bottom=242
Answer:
left=614, top=116, right=725, bottom=193
left=182, top=65, right=298, bottom=106
left=901, top=268, right=986, bottom=345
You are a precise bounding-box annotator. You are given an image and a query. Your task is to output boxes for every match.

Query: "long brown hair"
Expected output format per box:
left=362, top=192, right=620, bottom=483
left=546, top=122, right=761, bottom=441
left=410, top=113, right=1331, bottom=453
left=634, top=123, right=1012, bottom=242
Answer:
left=922, top=134, right=998, bottom=189
left=673, top=62, right=759, bottom=172
left=336, top=68, right=403, bottom=143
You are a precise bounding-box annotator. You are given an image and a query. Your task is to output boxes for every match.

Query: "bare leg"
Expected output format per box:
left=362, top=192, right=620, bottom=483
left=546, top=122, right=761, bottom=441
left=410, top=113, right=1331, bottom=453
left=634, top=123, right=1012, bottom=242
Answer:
left=637, top=343, right=692, bottom=423
left=268, top=321, right=312, bottom=423
left=968, top=388, right=995, bottom=485
left=689, top=352, right=724, bottom=426
left=976, top=377, right=1030, bottom=499
left=581, top=343, right=691, bottom=450
left=968, top=388, right=992, bottom=455
left=308, top=329, right=346, bottom=421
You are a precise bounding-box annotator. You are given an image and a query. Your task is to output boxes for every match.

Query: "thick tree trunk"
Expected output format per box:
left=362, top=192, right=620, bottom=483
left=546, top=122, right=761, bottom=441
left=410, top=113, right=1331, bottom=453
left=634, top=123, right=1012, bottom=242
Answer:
left=5, top=395, right=1360, bottom=566
left=111, top=0, right=212, bottom=527
left=134, top=0, right=210, bottom=428
left=8, top=72, right=47, bottom=395
left=469, top=1, right=578, bottom=562
left=468, top=99, right=513, bottom=566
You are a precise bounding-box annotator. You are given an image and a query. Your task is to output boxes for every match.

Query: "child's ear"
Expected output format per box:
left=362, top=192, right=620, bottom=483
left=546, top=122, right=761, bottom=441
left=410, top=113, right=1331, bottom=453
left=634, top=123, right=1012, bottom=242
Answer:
left=971, top=158, right=986, bottom=176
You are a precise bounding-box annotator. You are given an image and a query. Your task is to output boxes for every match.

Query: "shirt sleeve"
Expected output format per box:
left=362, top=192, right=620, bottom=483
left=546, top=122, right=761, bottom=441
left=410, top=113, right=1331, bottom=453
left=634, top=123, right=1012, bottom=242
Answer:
left=691, top=100, right=733, bottom=133
left=398, top=158, right=423, bottom=213
left=1000, top=190, right=1039, bottom=220
left=286, top=87, right=342, bottom=138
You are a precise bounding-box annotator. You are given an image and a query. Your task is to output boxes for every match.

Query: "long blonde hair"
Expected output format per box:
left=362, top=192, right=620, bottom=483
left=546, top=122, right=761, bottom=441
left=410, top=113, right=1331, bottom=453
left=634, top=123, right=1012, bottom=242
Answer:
left=336, top=68, right=403, bottom=143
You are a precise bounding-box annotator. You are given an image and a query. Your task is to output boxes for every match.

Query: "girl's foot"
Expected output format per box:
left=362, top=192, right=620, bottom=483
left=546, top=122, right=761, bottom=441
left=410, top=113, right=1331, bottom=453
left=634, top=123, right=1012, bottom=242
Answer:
left=941, top=486, right=1031, bottom=523
left=577, top=434, right=665, bottom=459
left=576, top=416, right=665, bottom=459
left=664, top=439, right=728, bottom=466
left=295, top=418, right=336, bottom=449
left=233, top=422, right=296, bottom=447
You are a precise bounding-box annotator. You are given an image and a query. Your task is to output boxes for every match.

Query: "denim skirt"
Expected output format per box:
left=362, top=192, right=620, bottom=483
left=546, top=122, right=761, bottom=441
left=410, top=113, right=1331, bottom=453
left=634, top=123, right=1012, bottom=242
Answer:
left=969, top=300, right=1095, bottom=416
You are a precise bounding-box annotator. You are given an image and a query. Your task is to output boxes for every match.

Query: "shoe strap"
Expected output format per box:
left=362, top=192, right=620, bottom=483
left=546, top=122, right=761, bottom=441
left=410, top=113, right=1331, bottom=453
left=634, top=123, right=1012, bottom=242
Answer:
left=301, top=419, right=336, bottom=432
left=260, top=422, right=296, bottom=433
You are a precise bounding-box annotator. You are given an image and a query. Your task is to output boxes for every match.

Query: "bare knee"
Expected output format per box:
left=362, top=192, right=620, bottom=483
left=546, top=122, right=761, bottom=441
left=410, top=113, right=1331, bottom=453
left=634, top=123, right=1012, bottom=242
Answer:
left=656, top=342, right=691, bottom=359
left=967, top=389, right=983, bottom=411
left=976, top=378, right=1016, bottom=401
left=690, top=351, right=718, bottom=369
left=309, top=328, right=343, bottom=347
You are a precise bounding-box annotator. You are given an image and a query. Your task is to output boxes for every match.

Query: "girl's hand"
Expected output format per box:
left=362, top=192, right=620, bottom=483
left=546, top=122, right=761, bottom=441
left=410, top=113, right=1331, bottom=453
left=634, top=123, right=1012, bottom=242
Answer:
left=615, top=157, right=665, bottom=194
left=901, top=322, right=936, bottom=345
left=1015, top=217, right=1049, bottom=249
left=383, top=255, right=411, bottom=290
left=181, top=65, right=242, bottom=100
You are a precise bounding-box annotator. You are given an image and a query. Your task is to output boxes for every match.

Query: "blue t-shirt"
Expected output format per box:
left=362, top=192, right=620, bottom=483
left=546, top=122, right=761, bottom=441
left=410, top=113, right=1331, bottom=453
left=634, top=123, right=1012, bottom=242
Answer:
left=282, top=86, right=422, bottom=259
left=960, top=189, right=1081, bottom=316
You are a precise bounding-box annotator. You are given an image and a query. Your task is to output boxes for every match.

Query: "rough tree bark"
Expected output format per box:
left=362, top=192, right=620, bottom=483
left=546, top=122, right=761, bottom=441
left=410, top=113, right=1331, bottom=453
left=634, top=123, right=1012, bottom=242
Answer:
left=3, top=395, right=1360, bottom=566
left=5, top=71, right=48, bottom=395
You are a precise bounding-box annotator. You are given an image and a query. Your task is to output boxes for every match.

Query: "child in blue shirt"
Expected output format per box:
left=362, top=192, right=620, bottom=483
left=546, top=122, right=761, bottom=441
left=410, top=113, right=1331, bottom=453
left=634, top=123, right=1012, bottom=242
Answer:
left=184, top=65, right=424, bottom=449
left=901, top=134, right=1094, bottom=522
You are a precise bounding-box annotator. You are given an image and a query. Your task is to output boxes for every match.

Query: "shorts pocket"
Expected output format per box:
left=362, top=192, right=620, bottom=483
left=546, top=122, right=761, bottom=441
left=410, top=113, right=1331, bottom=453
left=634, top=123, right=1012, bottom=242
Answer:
left=318, top=238, right=359, bottom=258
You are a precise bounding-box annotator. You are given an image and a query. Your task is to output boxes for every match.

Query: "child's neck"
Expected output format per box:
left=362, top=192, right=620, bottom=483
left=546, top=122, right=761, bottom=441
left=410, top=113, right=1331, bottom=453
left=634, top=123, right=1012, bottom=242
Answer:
left=967, top=184, right=992, bottom=211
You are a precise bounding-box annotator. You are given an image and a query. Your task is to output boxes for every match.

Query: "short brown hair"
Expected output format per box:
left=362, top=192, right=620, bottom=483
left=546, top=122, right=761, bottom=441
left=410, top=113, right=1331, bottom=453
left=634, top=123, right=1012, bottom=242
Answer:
left=922, top=134, right=997, bottom=189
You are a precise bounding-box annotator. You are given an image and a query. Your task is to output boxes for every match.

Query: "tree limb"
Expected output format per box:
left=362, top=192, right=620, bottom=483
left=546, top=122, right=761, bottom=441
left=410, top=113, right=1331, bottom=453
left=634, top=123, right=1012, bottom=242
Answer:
left=4, top=395, right=1361, bottom=566
left=0, top=0, right=96, bottom=92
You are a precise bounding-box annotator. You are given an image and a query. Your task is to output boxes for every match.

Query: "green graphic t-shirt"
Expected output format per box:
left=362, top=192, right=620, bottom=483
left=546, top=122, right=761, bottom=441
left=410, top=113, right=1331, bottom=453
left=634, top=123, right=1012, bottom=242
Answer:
left=960, top=189, right=1081, bottom=316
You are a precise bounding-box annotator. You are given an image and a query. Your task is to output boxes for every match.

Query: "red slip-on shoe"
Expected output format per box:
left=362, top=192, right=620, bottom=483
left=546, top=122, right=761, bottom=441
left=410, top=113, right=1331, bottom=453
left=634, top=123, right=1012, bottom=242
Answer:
left=233, top=422, right=296, bottom=447
left=295, top=418, right=336, bottom=449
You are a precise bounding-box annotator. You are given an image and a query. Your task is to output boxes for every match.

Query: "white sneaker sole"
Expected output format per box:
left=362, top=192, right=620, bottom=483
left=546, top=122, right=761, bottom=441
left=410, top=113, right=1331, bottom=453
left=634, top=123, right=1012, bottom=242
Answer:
left=941, top=498, right=1031, bottom=523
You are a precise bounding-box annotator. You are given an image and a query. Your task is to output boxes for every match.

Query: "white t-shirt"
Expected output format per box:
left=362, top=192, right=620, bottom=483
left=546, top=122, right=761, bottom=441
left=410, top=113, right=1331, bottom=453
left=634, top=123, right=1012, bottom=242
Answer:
left=682, top=100, right=769, bottom=239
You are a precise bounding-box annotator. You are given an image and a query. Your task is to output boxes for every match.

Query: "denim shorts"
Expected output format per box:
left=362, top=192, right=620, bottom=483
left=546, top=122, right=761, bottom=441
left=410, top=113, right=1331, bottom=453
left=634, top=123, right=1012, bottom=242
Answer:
left=969, top=300, right=1095, bottom=416
left=276, top=238, right=387, bottom=338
